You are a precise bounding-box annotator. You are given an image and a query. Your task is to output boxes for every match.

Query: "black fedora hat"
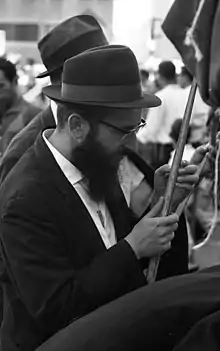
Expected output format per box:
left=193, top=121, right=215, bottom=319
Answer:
left=43, top=45, right=161, bottom=108
left=37, top=15, right=108, bottom=78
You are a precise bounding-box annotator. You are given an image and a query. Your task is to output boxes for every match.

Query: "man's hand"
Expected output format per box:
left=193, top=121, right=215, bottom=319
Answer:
left=153, top=162, right=199, bottom=210
left=125, top=197, right=179, bottom=259
left=190, top=144, right=215, bottom=178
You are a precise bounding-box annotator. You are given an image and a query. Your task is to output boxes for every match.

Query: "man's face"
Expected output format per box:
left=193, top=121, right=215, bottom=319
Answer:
left=177, top=74, right=188, bottom=89
left=97, top=108, right=143, bottom=152
left=71, top=108, right=143, bottom=202
left=0, top=70, right=13, bottom=91
left=0, top=70, right=16, bottom=117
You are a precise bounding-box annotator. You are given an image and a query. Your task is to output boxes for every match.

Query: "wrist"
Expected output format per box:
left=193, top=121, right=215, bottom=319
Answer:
left=124, top=237, right=141, bottom=260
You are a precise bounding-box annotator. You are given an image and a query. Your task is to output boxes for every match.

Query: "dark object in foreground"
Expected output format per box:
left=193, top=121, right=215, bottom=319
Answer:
left=37, top=266, right=220, bottom=351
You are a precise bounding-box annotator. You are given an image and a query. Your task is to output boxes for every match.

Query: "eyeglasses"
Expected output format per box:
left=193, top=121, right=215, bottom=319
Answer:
left=100, top=118, right=146, bottom=139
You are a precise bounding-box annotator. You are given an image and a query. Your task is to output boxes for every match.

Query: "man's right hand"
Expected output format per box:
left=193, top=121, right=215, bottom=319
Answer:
left=125, top=197, right=179, bottom=259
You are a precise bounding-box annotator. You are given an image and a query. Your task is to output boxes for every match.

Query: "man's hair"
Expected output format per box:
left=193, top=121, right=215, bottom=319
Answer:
left=180, top=66, right=193, bottom=83
left=170, top=118, right=191, bottom=144
left=0, top=58, right=17, bottom=83
left=158, top=61, right=176, bottom=82
left=56, top=102, right=115, bottom=129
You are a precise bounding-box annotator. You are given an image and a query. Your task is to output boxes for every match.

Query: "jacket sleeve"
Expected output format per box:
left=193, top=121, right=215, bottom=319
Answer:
left=0, top=194, right=146, bottom=335
left=156, top=213, right=189, bottom=280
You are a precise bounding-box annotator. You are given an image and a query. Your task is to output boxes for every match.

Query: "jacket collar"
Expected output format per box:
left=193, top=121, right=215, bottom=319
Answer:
left=40, top=106, right=55, bottom=130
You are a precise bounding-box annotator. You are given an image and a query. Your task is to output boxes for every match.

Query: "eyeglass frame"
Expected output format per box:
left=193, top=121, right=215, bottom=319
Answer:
left=99, top=118, right=146, bottom=139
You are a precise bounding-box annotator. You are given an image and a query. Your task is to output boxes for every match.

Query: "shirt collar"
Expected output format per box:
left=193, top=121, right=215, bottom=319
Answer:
left=42, top=129, right=83, bottom=185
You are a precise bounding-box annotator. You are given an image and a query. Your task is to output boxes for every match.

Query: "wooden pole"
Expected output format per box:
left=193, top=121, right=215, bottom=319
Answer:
left=147, top=79, right=198, bottom=283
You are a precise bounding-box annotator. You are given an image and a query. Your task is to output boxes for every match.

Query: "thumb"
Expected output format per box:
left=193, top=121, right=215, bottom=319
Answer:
left=146, top=197, right=164, bottom=218
left=190, top=145, right=209, bottom=165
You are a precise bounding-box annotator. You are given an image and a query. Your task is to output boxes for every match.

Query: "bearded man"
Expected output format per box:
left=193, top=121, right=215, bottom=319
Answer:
left=0, top=45, right=203, bottom=350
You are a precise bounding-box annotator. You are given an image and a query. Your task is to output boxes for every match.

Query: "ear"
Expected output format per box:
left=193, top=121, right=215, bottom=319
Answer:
left=68, top=113, right=90, bottom=144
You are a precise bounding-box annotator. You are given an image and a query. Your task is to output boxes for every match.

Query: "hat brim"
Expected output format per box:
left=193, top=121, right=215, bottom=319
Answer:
left=43, top=85, right=161, bottom=108
left=37, top=70, right=50, bottom=79
left=37, top=64, right=63, bottom=78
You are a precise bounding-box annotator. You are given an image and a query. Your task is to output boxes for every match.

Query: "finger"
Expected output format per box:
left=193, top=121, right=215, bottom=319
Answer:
left=159, top=223, right=178, bottom=237
left=155, top=164, right=170, bottom=176
left=178, top=165, right=198, bottom=175
left=180, top=160, right=189, bottom=168
left=145, top=197, right=164, bottom=218
left=190, top=145, right=209, bottom=164
left=159, top=232, right=175, bottom=243
left=177, top=175, right=199, bottom=183
left=157, top=213, right=179, bottom=225
left=162, top=241, right=172, bottom=252
left=175, top=183, right=193, bottom=191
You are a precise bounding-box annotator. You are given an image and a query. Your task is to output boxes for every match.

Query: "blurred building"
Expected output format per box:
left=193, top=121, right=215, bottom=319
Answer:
left=112, top=0, right=180, bottom=68
left=0, top=0, right=181, bottom=68
left=0, top=0, right=113, bottom=63
left=151, top=0, right=180, bottom=60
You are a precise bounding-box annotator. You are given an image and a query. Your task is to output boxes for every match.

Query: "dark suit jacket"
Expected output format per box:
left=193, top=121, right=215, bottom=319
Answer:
left=0, top=96, right=41, bottom=154
left=0, top=106, right=54, bottom=183
left=174, top=310, right=220, bottom=351
left=37, top=266, right=220, bottom=351
left=0, top=134, right=188, bottom=351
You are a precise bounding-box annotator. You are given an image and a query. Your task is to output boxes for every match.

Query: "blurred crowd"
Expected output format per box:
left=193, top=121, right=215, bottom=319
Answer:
left=138, top=61, right=217, bottom=268
left=0, top=56, right=50, bottom=156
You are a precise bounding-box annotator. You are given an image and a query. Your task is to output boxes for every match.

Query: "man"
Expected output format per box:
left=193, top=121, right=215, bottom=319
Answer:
left=0, top=58, right=41, bottom=154
left=0, top=15, right=191, bottom=286
left=178, top=66, right=209, bottom=148
left=137, top=61, right=188, bottom=169
left=0, top=45, right=201, bottom=351
left=0, top=14, right=108, bottom=182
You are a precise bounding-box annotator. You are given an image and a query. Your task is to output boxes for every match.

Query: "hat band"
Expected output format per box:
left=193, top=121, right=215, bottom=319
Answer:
left=62, top=83, right=143, bottom=102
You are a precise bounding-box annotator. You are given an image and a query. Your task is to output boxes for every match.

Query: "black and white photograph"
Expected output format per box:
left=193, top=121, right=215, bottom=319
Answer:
left=0, top=1, right=220, bottom=350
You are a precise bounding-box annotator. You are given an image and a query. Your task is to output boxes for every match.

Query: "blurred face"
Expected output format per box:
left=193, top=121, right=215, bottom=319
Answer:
left=0, top=70, right=16, bottom=115
left=0, top=70, right=13, bottom=91
left=155, top=73, right=165, bottom=90
left=177, top=74, right=189, bottom=89
left=71, top=108, right=144, bottom=202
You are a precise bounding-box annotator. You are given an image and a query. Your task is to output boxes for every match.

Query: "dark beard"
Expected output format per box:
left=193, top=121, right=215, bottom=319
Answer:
left=71, top=131, right=123, bottom=203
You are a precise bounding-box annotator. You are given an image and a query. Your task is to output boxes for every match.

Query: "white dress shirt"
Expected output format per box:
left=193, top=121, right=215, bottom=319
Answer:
left=119, top=156, right=145, bottom=206
left=137, top=84, right=188, bottom=144
left=43, top=130, right=116, bottom=249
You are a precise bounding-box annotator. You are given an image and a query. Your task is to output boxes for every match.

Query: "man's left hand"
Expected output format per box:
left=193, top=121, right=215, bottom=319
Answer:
left=153, top=162, right=199, bottom=210
left=190, top=144, right=215, bottom=178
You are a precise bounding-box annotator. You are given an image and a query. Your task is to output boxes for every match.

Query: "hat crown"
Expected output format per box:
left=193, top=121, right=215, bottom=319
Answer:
left=38, top=15, right=108, bottom=77
left=63, top=45, right=141, bottom=87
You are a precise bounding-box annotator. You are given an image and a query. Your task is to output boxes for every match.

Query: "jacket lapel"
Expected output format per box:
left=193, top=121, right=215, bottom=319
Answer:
left=105, top=182, right=135, bottom=241
left=34, top=135, right=106, bottom=254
